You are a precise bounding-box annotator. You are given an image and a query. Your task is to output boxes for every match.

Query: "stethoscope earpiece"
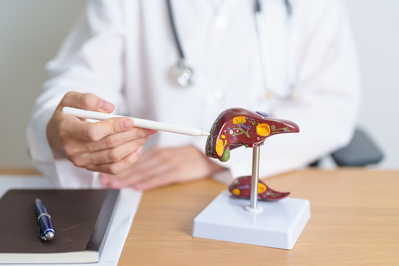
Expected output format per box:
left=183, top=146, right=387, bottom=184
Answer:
left=172, top=60, right=193, bottom=87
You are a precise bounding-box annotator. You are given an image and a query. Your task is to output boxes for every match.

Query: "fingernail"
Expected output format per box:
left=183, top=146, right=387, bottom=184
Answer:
left=99, top=100, right=114, bottom=112
left=134, top=146, right=144, bottom=156
left=148, top=129, right=158, bottom=135
left=145, top=130, right=157, bottom=139
left=122, top=119, right=134, bottom=130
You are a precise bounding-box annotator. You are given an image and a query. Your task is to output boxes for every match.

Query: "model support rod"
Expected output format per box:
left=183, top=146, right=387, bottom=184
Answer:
left=250, top=146, right=260, bottom=209
left=244, top=146, right=263, bottom=214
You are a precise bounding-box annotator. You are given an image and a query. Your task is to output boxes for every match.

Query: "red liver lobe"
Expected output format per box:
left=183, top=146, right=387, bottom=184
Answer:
left=229, top=176, right=290, bottom=201
left=206, top=108, right=299, bottom=162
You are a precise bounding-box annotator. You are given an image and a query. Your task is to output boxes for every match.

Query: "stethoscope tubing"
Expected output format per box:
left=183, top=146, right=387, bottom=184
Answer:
left=255, top=0, right=296, bottom=99
left=166, top=0, right=185, bottom=60
left=167, top=0, right=297, bottom=99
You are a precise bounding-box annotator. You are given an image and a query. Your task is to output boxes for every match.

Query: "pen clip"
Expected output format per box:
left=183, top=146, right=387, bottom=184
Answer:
left=38, top=227, right=48, bottom=241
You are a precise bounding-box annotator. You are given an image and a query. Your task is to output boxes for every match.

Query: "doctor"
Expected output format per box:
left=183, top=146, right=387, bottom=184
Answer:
left=28, top=0, right=361, bottom=189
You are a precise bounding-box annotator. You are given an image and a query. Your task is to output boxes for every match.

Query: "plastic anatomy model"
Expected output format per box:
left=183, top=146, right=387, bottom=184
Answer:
left=228, top=176, right=290, bottom=201
left=205, top=108, right=299, bottom=213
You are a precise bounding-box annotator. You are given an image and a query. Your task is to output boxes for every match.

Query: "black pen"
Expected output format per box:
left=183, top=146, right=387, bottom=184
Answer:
left=35, top=198, right=55, bottom=241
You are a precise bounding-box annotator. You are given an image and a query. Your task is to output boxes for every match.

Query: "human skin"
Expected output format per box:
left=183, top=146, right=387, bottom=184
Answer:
left=99, top=145, right=226, bottom=191
left=46, top=91, right=156, bottom=175
left=47, top=92, right=225, bottom=188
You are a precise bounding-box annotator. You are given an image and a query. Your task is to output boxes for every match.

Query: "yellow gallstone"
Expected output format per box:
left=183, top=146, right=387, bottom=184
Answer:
left=233, top=116, right=246, bottom=125
left=256, top=123, right=271, bottom=137
left=258, top=183, right=267, bottom=193
left=232, top=188, right=240, bottom=195
left=215, top=138, right=224, bottom=156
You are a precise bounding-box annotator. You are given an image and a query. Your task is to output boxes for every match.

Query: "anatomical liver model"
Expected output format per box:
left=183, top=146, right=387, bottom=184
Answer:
left=206, top=108, right=299, bottom=212
left=228, top=176, right=290, bottom=201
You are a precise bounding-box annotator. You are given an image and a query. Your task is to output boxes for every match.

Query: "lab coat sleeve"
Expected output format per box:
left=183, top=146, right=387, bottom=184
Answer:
left=206, top=0, right=362, bottom=184
left=27, top=0, right=128, bottom=188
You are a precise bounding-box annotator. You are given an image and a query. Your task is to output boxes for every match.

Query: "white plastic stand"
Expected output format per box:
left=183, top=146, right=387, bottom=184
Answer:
left=192, top=191, right=310, bottom=250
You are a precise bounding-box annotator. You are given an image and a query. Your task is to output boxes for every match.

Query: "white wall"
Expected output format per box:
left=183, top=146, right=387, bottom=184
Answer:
left=0, top=0, right=398, bottom=168
left=346, top=0, right=399, bottom=168
left=0, top=0, right=87, bottom=167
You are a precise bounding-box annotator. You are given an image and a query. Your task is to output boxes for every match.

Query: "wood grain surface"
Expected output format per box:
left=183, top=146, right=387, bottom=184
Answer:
left=4, top=168, right=398, bottom=265
left=119, top=169, right=399, bottom=266
left=0, top=167, right=41, bottom=175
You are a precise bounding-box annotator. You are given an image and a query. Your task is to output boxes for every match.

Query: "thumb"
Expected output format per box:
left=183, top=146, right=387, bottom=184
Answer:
left=59, top=91, right=114, bottom=113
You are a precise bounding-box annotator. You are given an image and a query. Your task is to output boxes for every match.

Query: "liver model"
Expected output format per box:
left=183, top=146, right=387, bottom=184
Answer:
left=206, top=108, right=299, bottom=162
left=205, top=108, right=299, bottom=201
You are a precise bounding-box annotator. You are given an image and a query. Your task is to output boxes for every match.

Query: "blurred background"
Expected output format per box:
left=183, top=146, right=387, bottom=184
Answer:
left=0, top=0, right=397, bottom=169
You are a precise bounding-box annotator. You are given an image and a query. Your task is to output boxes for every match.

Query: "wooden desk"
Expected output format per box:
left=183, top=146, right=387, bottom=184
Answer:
left=120, top=169, right=399, bottom=265
left=3, top=168, right=399, bottom=265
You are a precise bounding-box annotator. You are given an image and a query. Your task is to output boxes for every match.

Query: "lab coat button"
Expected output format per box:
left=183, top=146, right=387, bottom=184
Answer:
left=214, top=13, right=229, bottom=29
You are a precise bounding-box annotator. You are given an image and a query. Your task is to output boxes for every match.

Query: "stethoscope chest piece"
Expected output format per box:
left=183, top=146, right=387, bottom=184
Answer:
left=172, top=59, right=193, bottom=87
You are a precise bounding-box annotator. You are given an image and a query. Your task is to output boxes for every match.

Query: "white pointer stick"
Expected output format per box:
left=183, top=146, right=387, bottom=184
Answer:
left=62, top=107, right=210, bottom=137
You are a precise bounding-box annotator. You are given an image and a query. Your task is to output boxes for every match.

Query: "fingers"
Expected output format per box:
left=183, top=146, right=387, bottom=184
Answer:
left=89, top=146, right=145, bottom=175
left=98, top=148, right=164, bottom=187
left=87, top=128, right=154, bottom=152
left=49, top=92, right=161, bottom=177
left=71, top=137, right=149, bottom=167
left=100, top=148, right=177, bottom=189
left=117, top=147, right=162, bottom=173
left=61, top=116, right=150, bottom=142
left=88, top=121, right=152, bottom=144
left=100, top=166, right=175, bottom=191
left=99, top=146, right=222, bottom=191
left=48, top=91, right=116, bottom=155
left=134, top=171, right=176, bottom=191
left=60, top=91, right=114, bottom=113
left=110, top=160, right=171, bottom=188
left=63, top=127, right=154, bottom=157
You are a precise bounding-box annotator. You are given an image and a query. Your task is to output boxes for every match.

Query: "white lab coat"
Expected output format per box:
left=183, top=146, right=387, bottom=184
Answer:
left=27, top=0, right=361, bottom=188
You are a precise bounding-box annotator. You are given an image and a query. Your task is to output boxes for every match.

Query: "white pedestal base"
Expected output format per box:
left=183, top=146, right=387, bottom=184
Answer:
left=192, top=191, right=310, bottom=250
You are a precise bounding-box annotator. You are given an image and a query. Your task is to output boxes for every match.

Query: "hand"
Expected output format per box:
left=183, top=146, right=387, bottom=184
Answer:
left=46, top=91, right=156, bottom=174
left=99, top=146, right=226, bottom=190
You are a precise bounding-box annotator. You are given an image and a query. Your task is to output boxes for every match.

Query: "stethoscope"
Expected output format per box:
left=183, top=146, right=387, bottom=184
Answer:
left=166, top=0, right=298, bottom=100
